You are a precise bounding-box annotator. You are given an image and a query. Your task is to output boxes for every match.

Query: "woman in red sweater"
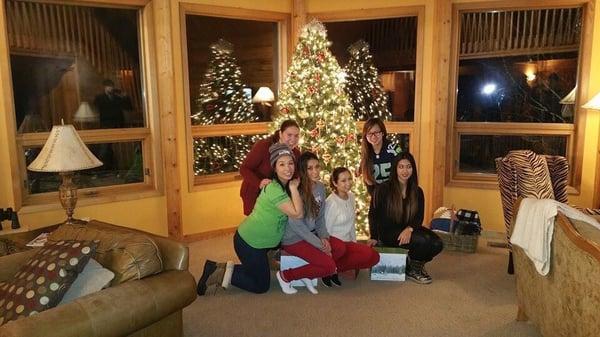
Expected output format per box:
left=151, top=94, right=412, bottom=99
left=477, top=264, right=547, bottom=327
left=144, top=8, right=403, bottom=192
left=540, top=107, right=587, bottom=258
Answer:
left=240, top=120, right=301, bottom=215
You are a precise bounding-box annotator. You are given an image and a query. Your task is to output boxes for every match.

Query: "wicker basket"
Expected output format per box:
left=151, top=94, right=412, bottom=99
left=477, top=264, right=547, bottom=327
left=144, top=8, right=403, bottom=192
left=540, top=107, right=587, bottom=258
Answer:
left=435, top=230, right=478, bottom=253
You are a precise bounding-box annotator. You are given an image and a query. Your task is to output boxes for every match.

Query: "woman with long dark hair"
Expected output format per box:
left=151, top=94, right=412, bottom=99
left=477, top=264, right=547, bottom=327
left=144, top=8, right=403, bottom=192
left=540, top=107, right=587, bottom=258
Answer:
left=369, top=152, right=443, bottom=284
left=240, top=119, right=301, bottom=215
left=359, top=117, right=401, bottom=195
left=197, top=143, right=303, bottom=295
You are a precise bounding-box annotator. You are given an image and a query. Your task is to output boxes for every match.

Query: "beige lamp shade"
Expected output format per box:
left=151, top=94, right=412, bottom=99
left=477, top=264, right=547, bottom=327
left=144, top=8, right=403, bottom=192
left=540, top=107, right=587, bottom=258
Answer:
left=252, top=87, right=275, bottom=104
left=582, top=91, right=600, bottom=110
left=560, top=87, right=577, bottom=105
left=28, top=124, right=103, bottom=172
left=73, top=102, right=98, bottom=123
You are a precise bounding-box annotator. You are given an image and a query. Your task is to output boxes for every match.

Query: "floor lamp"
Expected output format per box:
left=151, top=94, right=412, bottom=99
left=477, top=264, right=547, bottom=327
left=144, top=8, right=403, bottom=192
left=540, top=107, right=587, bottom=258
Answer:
left=27, top=123, right=103, bottom=224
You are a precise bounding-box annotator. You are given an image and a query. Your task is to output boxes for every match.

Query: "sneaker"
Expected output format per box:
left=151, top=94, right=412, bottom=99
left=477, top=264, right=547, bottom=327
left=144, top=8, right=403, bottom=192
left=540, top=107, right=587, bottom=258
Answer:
left=301, top=278, right=318, bottom=294
left=330, top=274, right=342, bottom=287
left=321, top=276, right=333, bottom=288
left=276, top=271, right=297, bottom=295
left=406, top=268, right=432, bottom=284
left=197, top=260, right=227, bottom=296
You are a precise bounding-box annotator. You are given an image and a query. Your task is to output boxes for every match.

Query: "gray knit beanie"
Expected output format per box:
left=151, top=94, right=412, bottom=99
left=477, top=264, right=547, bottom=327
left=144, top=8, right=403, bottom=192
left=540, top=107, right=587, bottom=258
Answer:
left=269, top=143, right=294, bottom=167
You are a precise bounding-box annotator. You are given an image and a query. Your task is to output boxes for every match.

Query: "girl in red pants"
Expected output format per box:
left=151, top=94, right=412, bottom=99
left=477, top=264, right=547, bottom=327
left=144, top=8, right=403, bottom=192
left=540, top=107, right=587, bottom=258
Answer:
left=277, top=153, right=380, bottom=294
left=323, top=167, right=380, bottom=286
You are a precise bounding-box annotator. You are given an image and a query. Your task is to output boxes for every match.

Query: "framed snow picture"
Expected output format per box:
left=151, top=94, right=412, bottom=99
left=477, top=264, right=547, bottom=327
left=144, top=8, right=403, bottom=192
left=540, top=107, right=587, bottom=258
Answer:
left=370, top=247, right=407, bottom=281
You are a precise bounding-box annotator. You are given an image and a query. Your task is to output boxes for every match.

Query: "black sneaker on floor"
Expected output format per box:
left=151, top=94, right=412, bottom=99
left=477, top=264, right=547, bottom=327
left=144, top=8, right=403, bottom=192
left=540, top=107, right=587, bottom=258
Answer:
left=321, top=276, right=333, bottom=288
left=406, top=268, right=432, bottom=285
left=330, top=274, right=342, bottom=287
left=197, top=260, right=217, bottom=296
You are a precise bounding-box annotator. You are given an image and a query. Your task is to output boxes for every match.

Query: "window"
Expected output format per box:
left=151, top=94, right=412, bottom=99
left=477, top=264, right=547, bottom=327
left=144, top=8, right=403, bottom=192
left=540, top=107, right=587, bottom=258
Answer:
left=319, top=7, right=423, bottom=156
left=448, top=5, right=590, bottom=187
left=6, top=0, right=156, bottom=206
left=181, top=4, right=288, bottom=188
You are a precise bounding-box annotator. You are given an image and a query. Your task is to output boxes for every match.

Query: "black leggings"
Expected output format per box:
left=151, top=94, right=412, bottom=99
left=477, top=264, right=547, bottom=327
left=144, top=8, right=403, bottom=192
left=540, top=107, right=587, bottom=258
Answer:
left=231, top=231, right=271, bottom=294
left=381, top=227, right=443, bottom=262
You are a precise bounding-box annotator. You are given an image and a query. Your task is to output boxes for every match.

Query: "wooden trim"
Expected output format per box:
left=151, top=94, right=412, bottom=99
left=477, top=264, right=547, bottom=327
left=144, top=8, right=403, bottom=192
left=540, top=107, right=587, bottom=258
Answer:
left=183, top=226, right=237, bottom=243
left=446, top=0, right=589, bottom=189
left=310, top=6, right=423, bottom=22
left=154, top=0, right=183, bottom=240
left=21, top=183, right=157, bottom=208
left=292, top=0, right=306, bottom=47
left=194, top=172, right=241, bottom=186
left=556, top=212, right=600, bottom=262
left=17, top=128, right=151, bottom=146
left=22, top=0, right=150, bottom=8
left=190, top=123, right=270, bottom=138
left=0, top=0, right=24, bottom=210
left=180, top=2, right=289, bottom=22
left=454, top=0, right=588, bottom=12
left=432, top=0, right=453, bottom=214
left=455, top=122, right=574, bottom=134
left=595, top=121, right=600, bottom=208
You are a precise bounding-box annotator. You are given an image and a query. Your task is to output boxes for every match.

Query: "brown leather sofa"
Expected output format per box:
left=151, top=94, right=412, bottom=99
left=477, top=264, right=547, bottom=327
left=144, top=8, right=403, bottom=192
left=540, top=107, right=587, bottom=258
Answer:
left=511, top=199, right=600, bottom=337
left=0, top=220, right=196, bottom=337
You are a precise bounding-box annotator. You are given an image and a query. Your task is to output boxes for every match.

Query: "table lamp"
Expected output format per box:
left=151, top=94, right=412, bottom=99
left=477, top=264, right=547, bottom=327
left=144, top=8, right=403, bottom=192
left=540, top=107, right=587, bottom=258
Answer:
left=252, top=87, right=275, bottom=120
left=27, top=123, right=103, bottom=224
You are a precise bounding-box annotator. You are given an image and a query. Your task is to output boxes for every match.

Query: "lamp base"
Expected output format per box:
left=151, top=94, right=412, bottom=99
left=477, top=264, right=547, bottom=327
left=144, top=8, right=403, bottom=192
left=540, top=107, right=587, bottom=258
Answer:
left=59, top=172, right=79, bottom=225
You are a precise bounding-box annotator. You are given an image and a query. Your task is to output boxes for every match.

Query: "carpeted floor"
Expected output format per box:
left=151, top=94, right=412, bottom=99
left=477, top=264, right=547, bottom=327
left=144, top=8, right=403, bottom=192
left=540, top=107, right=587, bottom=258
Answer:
left=183, top=234, right=542, bottom=337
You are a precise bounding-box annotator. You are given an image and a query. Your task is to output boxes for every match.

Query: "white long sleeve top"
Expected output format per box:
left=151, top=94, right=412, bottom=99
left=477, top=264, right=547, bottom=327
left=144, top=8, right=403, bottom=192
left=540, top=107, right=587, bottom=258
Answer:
left=324, top=192, right=357, bottom=242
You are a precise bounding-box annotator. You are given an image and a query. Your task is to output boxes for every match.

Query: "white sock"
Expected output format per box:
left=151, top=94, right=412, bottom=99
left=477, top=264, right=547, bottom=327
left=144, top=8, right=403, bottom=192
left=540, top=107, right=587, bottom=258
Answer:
left=221, top=261, right=234, bottom=288
left=276, top=271, right=297, bottom=295
left=301, top=278, right=318, bottom=294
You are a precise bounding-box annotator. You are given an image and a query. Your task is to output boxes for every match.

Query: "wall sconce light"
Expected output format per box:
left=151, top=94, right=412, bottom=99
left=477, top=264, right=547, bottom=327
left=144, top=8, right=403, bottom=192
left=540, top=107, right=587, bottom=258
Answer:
left=252, top=87, right=275, bottom=121
left=0, top=208, right=20, bottom=230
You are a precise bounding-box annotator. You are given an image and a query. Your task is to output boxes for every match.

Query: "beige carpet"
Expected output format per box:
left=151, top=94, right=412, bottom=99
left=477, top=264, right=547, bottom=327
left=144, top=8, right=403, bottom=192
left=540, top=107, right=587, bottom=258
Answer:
left=183, top=234, right=542, bottom=337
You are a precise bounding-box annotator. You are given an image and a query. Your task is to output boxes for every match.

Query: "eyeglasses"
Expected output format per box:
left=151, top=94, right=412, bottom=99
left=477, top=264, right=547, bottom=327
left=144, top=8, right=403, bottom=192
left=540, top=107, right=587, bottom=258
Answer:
left=366, top=131, right=383, bottom=138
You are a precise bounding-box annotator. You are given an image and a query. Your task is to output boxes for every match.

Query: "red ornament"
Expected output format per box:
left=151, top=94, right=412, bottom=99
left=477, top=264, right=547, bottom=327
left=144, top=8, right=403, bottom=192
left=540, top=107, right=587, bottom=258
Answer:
left=336, top=136, right=345, bottom=145
left=346, top=133, right=356, bottom=142
left=308, top=86, right=316, bottom=94
left=310, top=128, right=319, bottom=138
left=280, top=107, right=289, bottom=114
left=317, top=52, right=325, bottom=62
left=314, top=74, right=321, bottom=82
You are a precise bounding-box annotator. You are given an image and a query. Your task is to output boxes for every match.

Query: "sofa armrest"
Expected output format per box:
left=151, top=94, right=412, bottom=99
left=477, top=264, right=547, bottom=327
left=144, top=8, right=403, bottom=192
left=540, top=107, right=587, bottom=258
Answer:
left=0, top=270, right=196, bottom=337
left=0, top=249, right=38, bottom=282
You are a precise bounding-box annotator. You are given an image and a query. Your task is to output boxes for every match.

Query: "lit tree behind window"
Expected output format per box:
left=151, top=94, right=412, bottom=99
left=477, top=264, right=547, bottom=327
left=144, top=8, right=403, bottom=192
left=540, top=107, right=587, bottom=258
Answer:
left=345, top=39, right=391, bottom=121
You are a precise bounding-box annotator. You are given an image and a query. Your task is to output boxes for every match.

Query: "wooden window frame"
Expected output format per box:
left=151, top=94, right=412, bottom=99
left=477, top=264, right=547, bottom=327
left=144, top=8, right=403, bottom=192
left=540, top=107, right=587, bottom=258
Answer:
left=311, top=6, right=425, bottom=163
left=179, top=3, right=290, bottom=191
left=446, top=1, right=594, bottom=193
left=0, top=0, right=164, bottom=212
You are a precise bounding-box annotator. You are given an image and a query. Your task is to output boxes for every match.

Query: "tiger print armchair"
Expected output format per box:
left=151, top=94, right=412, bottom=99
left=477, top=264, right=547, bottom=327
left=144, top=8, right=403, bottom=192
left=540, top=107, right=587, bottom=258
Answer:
left=495, top=150, right=569, bottom=274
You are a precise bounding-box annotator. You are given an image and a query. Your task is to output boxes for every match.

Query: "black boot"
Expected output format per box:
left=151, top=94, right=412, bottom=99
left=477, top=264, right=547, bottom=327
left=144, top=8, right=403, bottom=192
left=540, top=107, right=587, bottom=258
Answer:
left=406, top=259, right=432, bottom=284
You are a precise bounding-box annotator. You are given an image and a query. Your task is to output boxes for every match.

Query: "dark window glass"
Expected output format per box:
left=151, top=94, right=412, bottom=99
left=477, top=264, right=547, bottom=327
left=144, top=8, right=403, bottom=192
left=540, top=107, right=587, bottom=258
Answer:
left=25, top=141, right=144, bottom=194
left=326, top=17, right=418, bottom=122
left=185, top=15, right=279, bottom=124
left=459, top=135, right=567, bottom=173
left=7, top=1, right=144, bottom=132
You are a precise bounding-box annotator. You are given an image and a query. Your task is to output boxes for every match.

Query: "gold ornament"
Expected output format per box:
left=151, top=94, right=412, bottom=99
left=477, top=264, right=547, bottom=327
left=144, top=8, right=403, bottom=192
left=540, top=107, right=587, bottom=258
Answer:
left=322, top=152, right=332, bottom=164
left=316, top=119, right=325, bottom=129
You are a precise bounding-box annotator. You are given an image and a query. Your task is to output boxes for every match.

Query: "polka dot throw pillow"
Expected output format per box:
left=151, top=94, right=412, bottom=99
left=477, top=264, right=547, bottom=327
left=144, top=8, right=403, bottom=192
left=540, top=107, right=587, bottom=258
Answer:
left=0, top=239, right=98, bottom=326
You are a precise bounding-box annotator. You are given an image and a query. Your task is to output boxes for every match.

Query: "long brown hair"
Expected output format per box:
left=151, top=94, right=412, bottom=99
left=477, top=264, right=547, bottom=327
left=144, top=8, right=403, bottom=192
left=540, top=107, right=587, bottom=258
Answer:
left=298, top=151, right=320, bottom=219
left=272, top=119, right=299, bottom=143
left=380, top=152, right=419, bottom=224
left=359, top=117, right=388, bottom=185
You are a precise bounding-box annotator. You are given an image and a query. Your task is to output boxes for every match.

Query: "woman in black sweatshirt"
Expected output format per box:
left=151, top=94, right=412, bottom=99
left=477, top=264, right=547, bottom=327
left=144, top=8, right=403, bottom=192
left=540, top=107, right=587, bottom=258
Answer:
left=369, top=152, right=443, bottom=284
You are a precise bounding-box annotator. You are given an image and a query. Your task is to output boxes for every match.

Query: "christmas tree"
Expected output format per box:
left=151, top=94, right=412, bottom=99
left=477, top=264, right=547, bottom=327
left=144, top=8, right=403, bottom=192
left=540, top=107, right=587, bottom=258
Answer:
left=191, top=39, right=262, bottom=175
left=274, top=20, right=370, bottom=236
left=345, top=39, right=391, bottom=121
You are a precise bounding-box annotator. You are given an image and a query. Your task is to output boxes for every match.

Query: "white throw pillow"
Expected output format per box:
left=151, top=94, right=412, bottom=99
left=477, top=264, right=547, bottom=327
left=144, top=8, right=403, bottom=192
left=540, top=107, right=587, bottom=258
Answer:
left=59, top=258, right=115, bottom=305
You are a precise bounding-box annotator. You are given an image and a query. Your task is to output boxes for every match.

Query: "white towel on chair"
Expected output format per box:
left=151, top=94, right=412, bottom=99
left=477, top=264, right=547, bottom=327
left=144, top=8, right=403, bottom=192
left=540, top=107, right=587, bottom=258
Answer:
left=510, top=198, right=600, bottom=275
